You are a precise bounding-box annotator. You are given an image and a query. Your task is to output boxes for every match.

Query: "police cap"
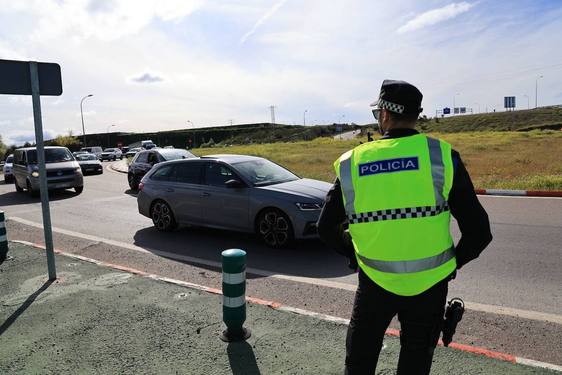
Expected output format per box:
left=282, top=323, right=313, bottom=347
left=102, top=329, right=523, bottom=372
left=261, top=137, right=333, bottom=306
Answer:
left=370, top=80, right=423, bottom=115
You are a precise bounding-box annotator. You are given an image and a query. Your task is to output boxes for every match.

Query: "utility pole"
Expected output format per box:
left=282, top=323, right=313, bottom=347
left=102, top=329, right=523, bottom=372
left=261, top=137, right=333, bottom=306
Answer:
left=270, top=105, right=276, bottom=125
left=303, top=109, right=308, bottom=126
left=229, top=119, right=234, bottom=126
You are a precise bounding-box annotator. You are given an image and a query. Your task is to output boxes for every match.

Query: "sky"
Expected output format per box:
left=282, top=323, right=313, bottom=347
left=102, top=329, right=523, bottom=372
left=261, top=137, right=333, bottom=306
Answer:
left=1, top=0, right=562, bottom=145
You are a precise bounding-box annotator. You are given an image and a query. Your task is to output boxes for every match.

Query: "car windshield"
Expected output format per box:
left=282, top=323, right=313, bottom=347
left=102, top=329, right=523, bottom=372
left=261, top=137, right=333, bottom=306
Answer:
left=6, top=155, right=13, bottom=163
left=27, top=148, right=74, bottom=164
left=81, top=148, right=93, bottom=152
left=232, top=159, right=299, bottom=186
left=104, top=148, right=115, bottom=152
left=159, top=149, right=195, bottom=161
left=76, top=154, right=97, bottom=161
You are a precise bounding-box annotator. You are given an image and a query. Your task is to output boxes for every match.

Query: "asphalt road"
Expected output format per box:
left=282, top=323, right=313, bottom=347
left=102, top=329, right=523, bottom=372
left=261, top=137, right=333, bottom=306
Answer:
left=1, top=164, right=561, bottom=366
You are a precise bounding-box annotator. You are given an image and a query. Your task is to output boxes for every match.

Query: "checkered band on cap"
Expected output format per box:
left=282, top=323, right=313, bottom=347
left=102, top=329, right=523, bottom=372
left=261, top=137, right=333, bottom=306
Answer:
left=348, top=203, right=449, bottom=224
left=378, top=99, right=405, bottom=114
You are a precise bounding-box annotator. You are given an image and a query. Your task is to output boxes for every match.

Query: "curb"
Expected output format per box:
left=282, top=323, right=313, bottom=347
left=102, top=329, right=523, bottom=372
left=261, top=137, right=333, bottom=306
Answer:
left=11, top=240, right=562, bottom=373
left=475, top=188, right=562, bottom=197
left=108, top=161, right=128, bottom=174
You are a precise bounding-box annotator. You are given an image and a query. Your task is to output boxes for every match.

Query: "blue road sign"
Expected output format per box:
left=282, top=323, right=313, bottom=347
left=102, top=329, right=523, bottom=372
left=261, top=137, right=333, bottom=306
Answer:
left=443, top=107, right=451, bottom=115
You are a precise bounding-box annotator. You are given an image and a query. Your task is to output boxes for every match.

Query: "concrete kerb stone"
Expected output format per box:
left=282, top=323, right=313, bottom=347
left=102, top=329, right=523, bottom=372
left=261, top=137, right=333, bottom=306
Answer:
left=10, top=240, right=562, bottom=373
left=475, top=189, right=562, bottom=197
left=108, top=159, right=128, bottom=174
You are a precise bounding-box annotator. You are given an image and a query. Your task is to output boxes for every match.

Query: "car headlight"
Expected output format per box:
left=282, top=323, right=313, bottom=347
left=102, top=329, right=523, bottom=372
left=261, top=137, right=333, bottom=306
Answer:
left=295, top=202, right=323, bottom=211
left=31, top=171, right=39, bottom=178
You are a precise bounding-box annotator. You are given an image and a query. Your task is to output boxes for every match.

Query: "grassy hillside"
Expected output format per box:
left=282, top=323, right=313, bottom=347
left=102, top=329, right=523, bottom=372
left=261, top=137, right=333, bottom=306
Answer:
left=419, top=106, right=562, bottom=132
left=196, top=130, right=562, bottom=190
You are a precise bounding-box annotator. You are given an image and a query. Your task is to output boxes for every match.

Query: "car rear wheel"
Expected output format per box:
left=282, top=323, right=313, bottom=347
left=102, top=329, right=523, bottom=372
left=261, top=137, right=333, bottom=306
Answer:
left=151, top=201, right=177, bottom=231
left=257, top=208, right=294, bottom=248
left=75, top=186, right=84, bottom=194
left=128, top=173, right=139, bottom=190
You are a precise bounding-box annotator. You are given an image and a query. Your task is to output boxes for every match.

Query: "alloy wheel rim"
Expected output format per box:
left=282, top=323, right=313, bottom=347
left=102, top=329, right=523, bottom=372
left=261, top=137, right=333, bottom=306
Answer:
left=152, top=202, right=172, bottom=230
left=259, top=211, right=289, bottom=246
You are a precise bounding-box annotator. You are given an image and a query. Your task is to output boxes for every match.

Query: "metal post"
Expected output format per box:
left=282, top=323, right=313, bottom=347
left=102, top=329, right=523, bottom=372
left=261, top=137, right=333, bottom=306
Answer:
left=303, top=109, right=308, bottom=126
left=29, top=62, right=56, bottom=280
left=80, top=94, right=93, bottom=146
left=0, top=211, right=8, bottom=261
left=220, top=249, right=251, bottom=342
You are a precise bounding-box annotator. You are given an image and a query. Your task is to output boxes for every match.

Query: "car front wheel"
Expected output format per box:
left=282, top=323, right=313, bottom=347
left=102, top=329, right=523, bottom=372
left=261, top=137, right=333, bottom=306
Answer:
left=257, top=208, right=294, bottom=248
left=151, top=201, right=177, bottom=231
left=15, top=179, right=24, bottom=192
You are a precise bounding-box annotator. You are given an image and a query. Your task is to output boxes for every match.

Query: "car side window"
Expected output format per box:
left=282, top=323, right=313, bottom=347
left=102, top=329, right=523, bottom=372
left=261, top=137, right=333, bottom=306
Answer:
left=175, top=163, right=202, bottom=185
left=150, top=165, right=175, bottom=181
left=147, top=152, right=158, bottom=165
left=135, top=152, right=148, bottom=163
left=205, top=162, right=235, bottom=187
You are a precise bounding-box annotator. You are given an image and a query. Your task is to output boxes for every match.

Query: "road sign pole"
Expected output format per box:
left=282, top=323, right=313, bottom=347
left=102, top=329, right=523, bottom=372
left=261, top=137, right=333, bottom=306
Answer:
left=29, top=61, right=57, bottom=280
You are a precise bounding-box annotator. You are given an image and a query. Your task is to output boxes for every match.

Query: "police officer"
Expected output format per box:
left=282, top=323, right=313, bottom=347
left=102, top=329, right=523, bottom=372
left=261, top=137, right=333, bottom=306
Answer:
left=317, top=80, right=493, bottom=375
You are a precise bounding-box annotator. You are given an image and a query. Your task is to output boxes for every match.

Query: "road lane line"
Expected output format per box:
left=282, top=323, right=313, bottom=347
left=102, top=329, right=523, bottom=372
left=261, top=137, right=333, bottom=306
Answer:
left=12, top=239, right=562, bottom=373
left=8, top=216, right=562, bottom=325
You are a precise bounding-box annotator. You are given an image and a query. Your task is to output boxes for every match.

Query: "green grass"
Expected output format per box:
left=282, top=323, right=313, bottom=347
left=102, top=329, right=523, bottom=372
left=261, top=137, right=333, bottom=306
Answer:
left=195, top=130, right=562, bottom=190
left=420, top=106, right=562, bottom=132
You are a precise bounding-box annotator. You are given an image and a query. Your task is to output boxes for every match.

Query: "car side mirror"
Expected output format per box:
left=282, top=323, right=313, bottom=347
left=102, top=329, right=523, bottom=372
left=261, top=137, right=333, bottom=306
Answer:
left=225, top=179, right=244, bottom=188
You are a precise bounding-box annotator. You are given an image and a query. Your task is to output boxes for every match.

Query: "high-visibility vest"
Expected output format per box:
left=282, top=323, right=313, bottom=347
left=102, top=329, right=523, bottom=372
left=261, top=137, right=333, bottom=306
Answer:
left=334, top=134, right=456, bottom=296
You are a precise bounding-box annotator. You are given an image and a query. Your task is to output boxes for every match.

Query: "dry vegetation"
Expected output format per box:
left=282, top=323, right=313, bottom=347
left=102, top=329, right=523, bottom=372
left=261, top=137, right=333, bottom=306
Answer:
left=195, top=130, right=562, bottom=190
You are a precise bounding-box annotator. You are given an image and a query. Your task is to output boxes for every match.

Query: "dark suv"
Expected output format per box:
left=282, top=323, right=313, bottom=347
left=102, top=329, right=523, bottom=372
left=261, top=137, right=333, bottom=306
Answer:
left=128, top=148, right=195, bottom=190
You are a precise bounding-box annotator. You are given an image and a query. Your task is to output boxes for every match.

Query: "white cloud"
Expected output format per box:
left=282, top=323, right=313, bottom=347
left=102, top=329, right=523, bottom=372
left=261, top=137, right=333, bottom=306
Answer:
left=4, top=0, right=202, bottom=42
left=240, top=0, right=288, bottom=44
left=397, top=2, right=475, bottom=34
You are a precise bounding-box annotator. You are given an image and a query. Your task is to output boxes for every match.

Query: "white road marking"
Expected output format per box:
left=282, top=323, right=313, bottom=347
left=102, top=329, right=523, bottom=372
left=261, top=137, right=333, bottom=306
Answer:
left=8, top=216, right=562, bottom=326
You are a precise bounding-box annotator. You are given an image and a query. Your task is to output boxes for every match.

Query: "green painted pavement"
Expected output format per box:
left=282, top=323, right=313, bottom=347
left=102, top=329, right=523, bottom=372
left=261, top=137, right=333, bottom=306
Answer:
left=0, top=243, right=557, bottom=374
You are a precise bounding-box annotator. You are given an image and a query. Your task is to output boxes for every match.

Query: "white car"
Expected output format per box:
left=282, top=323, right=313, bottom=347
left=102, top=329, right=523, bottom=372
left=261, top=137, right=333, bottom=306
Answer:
left=100, top=148, right=123, bottom=161
left=3, top=154, right=14, bottom=183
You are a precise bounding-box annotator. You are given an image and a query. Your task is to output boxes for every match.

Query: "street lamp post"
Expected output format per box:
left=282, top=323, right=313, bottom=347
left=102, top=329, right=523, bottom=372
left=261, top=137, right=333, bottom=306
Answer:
left=473, top=102, right=480, bottom=114
left=106, top=124, right=116, bottom=148
left=303, top=109, right=308, bottom=126
left=80, top=94, right=93, bottom=147
left=523, top=94, right=529, bottom=110
left=453, top=93, right=460, bottom=112
left=535, top=75, right=543, bottom=108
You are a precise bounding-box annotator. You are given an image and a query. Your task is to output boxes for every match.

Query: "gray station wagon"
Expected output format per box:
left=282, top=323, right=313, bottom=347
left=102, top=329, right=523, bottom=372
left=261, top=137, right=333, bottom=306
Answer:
left=12, top=146, right=84, bottom=196
left=137, top=154, right=331, bottom=247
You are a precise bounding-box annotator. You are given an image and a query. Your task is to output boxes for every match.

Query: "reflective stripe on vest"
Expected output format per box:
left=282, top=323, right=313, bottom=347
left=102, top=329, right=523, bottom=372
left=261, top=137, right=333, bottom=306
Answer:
left=339, top=151, right=356, bottom=215
left=357, top=245, right=455, bottom=274
left=339, top=137, right=447, bottom=219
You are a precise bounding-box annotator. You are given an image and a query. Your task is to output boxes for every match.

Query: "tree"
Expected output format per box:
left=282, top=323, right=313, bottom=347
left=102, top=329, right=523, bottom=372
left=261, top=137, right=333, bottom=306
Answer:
left=0, top=135, right=7, bottom=159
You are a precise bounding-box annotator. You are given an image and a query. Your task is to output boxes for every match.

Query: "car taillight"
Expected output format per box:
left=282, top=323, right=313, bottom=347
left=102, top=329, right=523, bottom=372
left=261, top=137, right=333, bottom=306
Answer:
left=138, top=182, right=144, bottom=191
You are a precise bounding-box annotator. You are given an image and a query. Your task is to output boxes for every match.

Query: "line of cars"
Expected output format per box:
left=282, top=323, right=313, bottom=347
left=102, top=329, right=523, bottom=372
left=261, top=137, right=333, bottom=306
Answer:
left=128, top=148, right=331, bottom=247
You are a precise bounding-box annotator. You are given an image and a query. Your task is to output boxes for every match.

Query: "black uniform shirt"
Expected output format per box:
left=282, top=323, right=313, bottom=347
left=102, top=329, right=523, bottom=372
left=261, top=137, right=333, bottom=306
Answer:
left=317, top=128, right=492, bottom=270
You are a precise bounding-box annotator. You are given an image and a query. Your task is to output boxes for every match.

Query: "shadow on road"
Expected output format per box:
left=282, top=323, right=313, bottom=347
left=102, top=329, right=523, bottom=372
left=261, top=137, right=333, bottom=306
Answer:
left=133, top=226, right=353, bottom=279
left=124, top=189, right=138, bottom=197
left=0, top=189, right=77, bottom=207
left=227, top=341, right=261, bottom=375
left=0, top=279, right=54, bottom=337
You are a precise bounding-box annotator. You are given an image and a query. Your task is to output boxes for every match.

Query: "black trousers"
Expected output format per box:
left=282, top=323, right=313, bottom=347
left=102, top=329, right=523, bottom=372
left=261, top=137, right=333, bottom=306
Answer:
left=345, top=269, right=448, bottom=375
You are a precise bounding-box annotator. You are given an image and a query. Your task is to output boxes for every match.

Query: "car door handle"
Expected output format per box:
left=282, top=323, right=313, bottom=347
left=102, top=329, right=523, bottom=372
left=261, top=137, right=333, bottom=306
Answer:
left=202, top=192, right=210, bottom=197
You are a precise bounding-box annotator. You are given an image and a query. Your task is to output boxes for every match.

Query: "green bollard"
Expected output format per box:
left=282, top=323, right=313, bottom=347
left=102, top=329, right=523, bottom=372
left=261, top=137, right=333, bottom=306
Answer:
left=0, top=211, right=8, bottom=261
left=220, top=249, right=251, bottom=342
